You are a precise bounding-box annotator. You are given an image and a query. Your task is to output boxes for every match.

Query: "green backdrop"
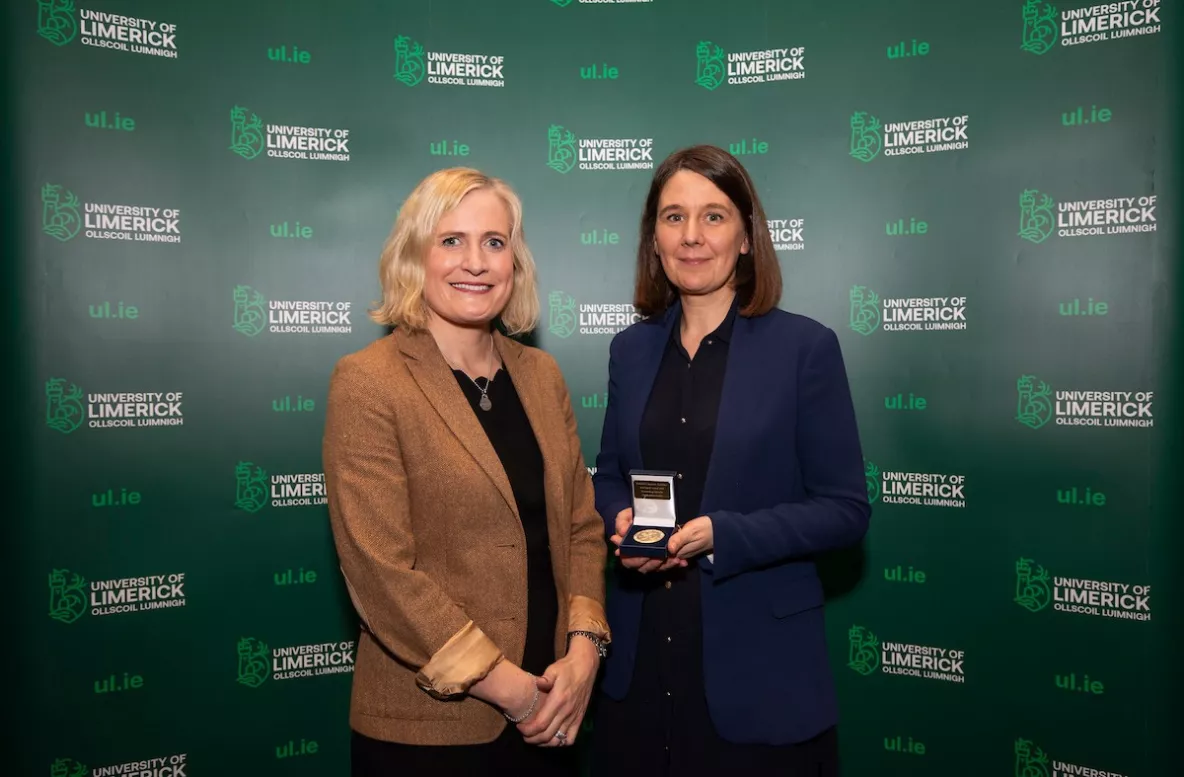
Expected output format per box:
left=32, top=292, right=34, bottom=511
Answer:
left=9, top=0, right=1181, bottom=774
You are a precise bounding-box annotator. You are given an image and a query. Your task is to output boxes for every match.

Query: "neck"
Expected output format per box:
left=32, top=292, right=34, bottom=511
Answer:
left=679, top=287, right=736, bottom=339
left=426, top=316, right=497, bottom=378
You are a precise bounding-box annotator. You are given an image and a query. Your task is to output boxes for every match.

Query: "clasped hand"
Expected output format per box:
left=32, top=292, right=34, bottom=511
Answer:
left=609, top=507, right=714, bottom=574
left=515, top=637, right=600, bottom=747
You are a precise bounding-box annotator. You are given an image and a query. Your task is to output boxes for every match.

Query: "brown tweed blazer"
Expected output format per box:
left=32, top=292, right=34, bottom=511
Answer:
left=323, top=327, right=609, bottom=746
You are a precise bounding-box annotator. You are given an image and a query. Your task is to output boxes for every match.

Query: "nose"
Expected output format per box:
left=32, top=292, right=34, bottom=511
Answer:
left=459, top=242, right=488, bottom=274
left=681, top=218, right=702, bottom=246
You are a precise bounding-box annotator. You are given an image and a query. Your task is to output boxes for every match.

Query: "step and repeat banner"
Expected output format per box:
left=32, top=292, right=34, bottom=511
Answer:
left=11, top=0, right=1179, bottom=774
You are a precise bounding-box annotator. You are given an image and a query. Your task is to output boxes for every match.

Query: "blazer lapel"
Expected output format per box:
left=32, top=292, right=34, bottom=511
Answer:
left=701, top=312, right=759, bottom=516
left=621, top=303, right=681, bottom=470
left=498, top=334, right=568, bottom=562
left=397, top=328, right=519, bottom=520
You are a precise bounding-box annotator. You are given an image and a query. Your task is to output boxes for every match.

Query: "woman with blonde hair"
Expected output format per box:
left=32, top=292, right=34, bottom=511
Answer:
left=323, top=167, right=610, bottom=776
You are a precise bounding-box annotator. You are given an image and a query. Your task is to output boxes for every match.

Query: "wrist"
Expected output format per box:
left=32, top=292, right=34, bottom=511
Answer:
left=503, top=671, right=540, bottom=723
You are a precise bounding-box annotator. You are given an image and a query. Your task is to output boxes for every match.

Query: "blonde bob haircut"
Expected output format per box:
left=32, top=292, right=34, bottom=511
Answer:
left=369, top=167, right=540, bottom=335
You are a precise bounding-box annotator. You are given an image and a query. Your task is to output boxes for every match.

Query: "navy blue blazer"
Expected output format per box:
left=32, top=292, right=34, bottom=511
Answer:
left=592, top=301, right=871, bottom=745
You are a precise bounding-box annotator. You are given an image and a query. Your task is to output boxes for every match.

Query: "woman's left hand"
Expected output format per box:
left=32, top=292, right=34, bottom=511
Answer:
left=517, top=637, right=600, bottom=747
left=666, top=516, right=714, bottom=559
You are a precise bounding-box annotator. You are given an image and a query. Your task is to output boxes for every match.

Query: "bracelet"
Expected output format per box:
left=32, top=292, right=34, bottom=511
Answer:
left=504, top=677, right=540, bottom=723
left=568, top=630, right=608, bottom=659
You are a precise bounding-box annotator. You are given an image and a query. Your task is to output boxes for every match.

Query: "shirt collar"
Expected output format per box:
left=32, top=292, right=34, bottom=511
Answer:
left=670, top=294, right=740, bottom=346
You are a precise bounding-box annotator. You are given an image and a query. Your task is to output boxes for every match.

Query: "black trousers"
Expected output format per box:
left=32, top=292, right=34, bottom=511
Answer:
left=352, top=726, right=579, bottom=777
left=590, top=565, right=840, bottom=777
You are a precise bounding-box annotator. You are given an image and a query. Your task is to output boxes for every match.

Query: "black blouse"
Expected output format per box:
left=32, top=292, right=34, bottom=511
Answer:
left=451, top=367, right=558, bottom=677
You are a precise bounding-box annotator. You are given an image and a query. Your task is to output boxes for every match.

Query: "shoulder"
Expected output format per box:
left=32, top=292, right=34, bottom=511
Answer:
left=329, top=332, right=404, bottom=394
left=504, top=335, right=560, bottom=375
left=752, top=307, right=834, bottom=342
left=608, top=312, right=668, bottom=359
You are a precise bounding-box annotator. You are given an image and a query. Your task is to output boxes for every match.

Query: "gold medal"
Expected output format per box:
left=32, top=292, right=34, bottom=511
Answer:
left=632, top=528, right=665, bottom=544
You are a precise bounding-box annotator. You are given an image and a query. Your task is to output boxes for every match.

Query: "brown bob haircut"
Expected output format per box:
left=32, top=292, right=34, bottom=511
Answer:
left=633, top=144, right=781, bottom=318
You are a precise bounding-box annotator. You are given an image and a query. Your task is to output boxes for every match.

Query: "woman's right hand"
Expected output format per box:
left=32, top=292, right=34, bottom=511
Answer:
left=469, top=659, right=547, bottom=721
left=609, top=507, right=686, bottom=573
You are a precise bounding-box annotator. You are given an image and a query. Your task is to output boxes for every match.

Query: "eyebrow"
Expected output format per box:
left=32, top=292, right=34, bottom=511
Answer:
left=437, top=229, right=510, bottom=238
left=658, top=202, right=733, bottom=215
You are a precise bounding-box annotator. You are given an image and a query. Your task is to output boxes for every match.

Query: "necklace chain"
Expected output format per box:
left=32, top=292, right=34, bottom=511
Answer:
left=448, top=334, right=496, bottom=412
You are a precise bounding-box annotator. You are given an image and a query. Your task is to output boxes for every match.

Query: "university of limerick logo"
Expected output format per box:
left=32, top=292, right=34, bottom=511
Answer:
left=48, top=568, right=88, bottom=624
left=232, top=285, right=266, bottom=337
left=393, top=35, right=426, bottom=86
left=237, top=637, right=270, bottom=687
left=847, top=625, right=880, bottom=675
left=1020, top=0, right=1059, bottom=56
left=864, top=460, right=881, bottom=503
left=50, top=758, right=89, bottom=777
left=550, top=0, right=574, bottom=6
left=1015, top=738, right=1052, bottom=777
left=45, top=378, right=84, bottom=434
left=1018, top=189, right=1055, bottom=244
left=548, top=291, right=577, bottom=339
left=694, top=41, right=725, bottom=90
left=38, top=0, right=77, bottom=46
left=848, top=286, right=881, bottom=336
left=849, top=112, right=882, bottom=162
left=547, top=125, right=577, bottom=174
left=41, top=183, right=81, bottom=242
left=1015, top=374, right=1053, bottom=429
left=229, top=106, right=264, bottom=160
left=1014, top=558, right=1052, bottom=613
left=235, top=461, right=269, bottom=513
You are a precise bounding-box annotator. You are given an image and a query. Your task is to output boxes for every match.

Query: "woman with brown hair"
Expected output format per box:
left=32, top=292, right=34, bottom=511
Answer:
left=590, top=145, right=870, bottom=776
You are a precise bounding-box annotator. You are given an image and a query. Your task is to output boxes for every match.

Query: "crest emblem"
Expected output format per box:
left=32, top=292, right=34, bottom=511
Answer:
left=41, top=184, right=81, bottom=242
left=37, top=0, right=77, bottom=47
left=234, top=461, right=269, bottom=513
left=1014, top=558, right=1052, bottom=613
left=236, top=637, right=271, bottom=687
left=1014, top=738, right=1052, bottom=777
left=45, top=378, right=84, bottom=434
left=50, top=758, right=89, bottom=777
left=695, top=41, right=725, bottom=91
left=864, top=460, right=881, bottom=503
left=394, top=35, right=426, bottom=87
left=547, top=125, right=577, bottom=174
left=232, top=285, right=266, bottom=337
left=1015, top=374, right=1053, bottom=429
left=1021, top=0, right=1059, bottom=56
left=229, top=106, right=265, bottom=160
left=548, top=291, right=577, bottom=338
left=848, top=286, right=881, bottom=336
left=48, top=568, right=88, bottom=624
left=847, top=625, right=880, bottom=676
left=849, top=112, right=882, bottom=163
left=1018, top=189, right=1055, bottom=244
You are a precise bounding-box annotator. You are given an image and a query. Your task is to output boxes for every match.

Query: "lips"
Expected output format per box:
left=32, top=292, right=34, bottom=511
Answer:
left=450, top=282, right=493, bottom=293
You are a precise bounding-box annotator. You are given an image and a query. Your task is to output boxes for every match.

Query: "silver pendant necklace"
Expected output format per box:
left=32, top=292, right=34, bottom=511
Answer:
left=455, top=334, right=496, bottom=412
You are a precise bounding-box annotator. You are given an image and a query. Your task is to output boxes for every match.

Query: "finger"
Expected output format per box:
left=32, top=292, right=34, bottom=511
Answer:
left=524, top=695, right=569, bottom=745
left=609, top=534, right=623, bottom=546
left=520, top=699, right=560, bottom=741
left=556, top=712, right=582, bottom=746
left=638, top=559, right=663, bottom=574
left=535, top=674, right=554, bottom=692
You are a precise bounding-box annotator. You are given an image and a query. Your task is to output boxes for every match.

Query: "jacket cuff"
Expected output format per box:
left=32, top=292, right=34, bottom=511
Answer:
left=567, top=594, right=612, bottom=643
left=415, top=621, right=504, bottom=699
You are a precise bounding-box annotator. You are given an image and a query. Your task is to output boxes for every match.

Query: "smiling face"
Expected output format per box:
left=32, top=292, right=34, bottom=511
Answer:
left=653, top=169, right=750, bottom=302
left=422, top=187, right=515, bottom=331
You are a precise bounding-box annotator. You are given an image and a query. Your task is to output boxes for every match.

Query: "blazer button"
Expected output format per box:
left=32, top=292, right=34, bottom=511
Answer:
left=665, top=581, right=672, bottom=589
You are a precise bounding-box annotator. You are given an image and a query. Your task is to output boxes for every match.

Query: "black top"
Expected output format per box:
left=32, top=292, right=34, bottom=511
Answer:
left=638, top=301, right=737, bottom=526
left=451, top=366, right=558, bottom=677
